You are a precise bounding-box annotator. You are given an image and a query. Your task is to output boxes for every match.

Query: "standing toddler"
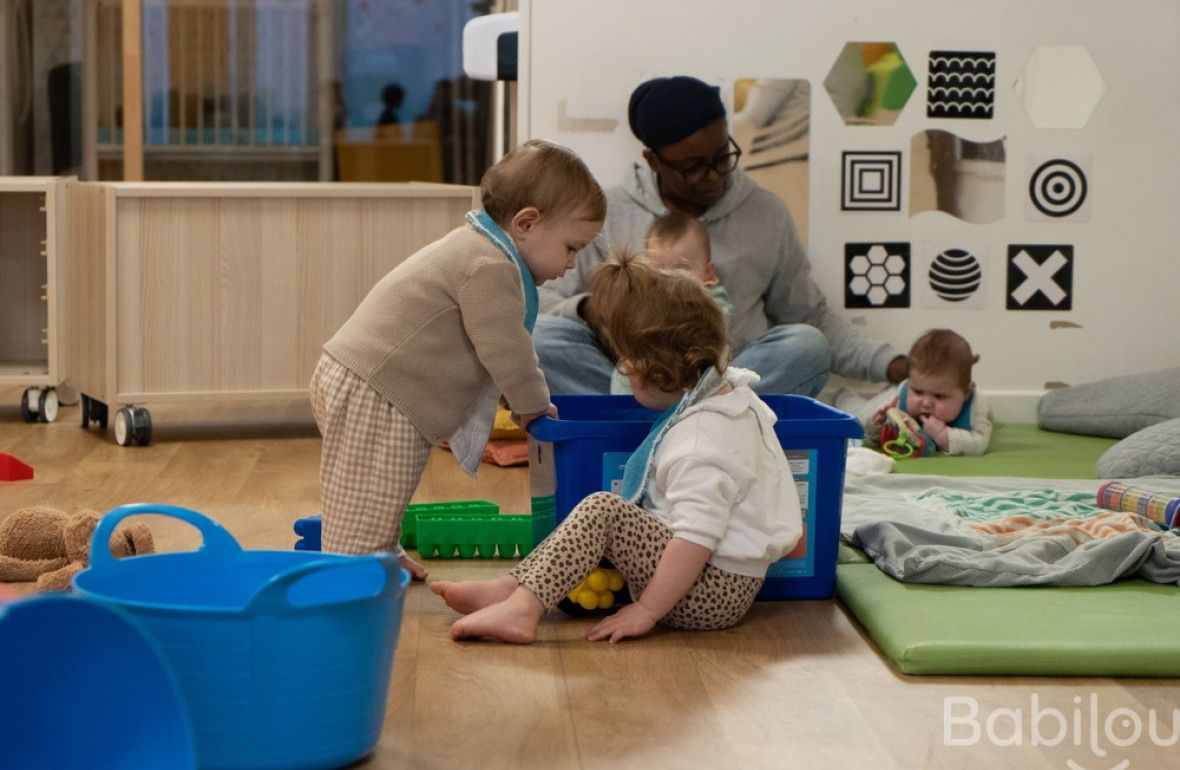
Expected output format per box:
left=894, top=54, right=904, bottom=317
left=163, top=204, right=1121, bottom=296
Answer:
left=311, top=140, right=606, bottom=577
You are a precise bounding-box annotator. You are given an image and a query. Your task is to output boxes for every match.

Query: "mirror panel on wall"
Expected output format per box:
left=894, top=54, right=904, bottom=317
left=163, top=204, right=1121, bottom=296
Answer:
left=909, top=129, right=1005, bottom=224
left=1015, top=45, right=1105, bottom=129
left=733, top=77, right=811, bottom=247
left=823, top=42, right=916, bottom=126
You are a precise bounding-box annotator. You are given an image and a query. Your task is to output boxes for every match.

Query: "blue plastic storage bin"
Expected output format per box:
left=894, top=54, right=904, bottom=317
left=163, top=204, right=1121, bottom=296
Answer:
left=0, top=594, right=197, bottom=770
left=528, top=394, right=862, bottom=600
left=72, top=504, right=409, bottom=770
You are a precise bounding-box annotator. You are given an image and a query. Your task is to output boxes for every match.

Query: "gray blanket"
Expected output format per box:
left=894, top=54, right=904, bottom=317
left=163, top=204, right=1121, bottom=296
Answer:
left=840, top=474, right=1180, bottom=587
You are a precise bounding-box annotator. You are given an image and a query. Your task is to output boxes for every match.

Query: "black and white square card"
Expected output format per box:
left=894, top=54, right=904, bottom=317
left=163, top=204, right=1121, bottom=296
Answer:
left=842, top=151, right=902, bottom=211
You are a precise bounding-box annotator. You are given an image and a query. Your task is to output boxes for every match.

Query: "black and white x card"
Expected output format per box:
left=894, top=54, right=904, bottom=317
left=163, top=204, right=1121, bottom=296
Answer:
left=1007, top=245, right=1073, bottom=310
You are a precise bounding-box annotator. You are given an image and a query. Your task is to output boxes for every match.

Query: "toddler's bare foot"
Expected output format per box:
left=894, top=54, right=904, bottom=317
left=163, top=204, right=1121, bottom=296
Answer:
left=430, top=575, right=517, bottom=615
left=450, top=587, right=545, bottom=644
left=399, top=553, right=428, bottom=581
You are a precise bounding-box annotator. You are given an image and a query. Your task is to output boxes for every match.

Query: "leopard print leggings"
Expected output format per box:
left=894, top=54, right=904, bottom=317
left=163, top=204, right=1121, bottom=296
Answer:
left=509, top=492, right=764, bottom=631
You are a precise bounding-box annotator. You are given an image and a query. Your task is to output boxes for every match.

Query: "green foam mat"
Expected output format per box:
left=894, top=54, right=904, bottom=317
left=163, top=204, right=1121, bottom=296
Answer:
left=889, top=423, right=1117, bottom=479
left=837, top=561, right=1180, bottom=676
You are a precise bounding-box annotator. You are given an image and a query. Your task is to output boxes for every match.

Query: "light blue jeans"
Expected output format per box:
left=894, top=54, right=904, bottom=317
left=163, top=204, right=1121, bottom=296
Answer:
left=532, top=315, right=831, bottom=396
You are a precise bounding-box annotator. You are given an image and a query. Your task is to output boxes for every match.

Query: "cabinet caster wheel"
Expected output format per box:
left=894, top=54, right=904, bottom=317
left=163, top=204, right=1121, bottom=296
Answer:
left=20, top=388, right=59, bottom=423
left=37, top=389, right=59, bottom=423
left=80, top=395, right=109, bottom=430
left=114, top=406, right=152, bottom=447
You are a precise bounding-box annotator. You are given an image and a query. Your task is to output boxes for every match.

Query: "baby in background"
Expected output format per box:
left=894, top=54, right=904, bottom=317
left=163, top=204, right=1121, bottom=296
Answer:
left=849, top=328, right=992, bottom=456
left=609, top=211, right=732, bottom=395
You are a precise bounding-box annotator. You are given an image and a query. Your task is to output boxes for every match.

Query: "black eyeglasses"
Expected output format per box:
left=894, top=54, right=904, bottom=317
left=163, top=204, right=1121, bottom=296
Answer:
left=651, top=137, right=742, bottom=184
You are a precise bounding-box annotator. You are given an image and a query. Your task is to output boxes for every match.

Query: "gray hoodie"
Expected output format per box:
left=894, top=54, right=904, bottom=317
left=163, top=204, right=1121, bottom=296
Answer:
left=538, top=164, right=899, bottom=382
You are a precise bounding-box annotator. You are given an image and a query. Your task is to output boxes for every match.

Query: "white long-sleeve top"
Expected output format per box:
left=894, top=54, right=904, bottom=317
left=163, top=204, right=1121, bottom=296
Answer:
left=644, top=377, right=803, bottom=578
left=943, top=392, right=993, bottom=456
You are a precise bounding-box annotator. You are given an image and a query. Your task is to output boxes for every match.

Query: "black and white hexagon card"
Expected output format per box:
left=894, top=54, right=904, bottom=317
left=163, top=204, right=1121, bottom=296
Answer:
left=845, top=242, right=910, bottom=308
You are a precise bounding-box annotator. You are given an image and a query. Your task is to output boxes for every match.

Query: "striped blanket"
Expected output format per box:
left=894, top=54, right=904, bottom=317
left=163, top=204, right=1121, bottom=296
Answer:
left=841, top=475, right=1180, bottom=587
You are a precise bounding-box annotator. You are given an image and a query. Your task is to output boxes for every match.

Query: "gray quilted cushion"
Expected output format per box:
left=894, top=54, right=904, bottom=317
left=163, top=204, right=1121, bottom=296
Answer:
left=1096, top=417, right=1180, bottom=478
left=1037, top=368, right=1180, bottom=439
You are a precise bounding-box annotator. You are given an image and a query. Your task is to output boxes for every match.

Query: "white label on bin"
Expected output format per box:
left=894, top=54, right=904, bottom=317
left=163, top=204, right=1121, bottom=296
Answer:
left=602, top=452, right=629, bottom=495
left=767, top=449, right=819, bottom=581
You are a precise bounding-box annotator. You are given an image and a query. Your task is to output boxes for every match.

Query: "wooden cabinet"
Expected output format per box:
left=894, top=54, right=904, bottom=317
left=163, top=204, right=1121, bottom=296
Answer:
left=64, top=181, right=479, bottom=445
left=0, top=177, right=69, bottom=422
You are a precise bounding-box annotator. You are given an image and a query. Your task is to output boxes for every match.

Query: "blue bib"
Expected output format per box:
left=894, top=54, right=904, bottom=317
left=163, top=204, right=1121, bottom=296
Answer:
left=618, top=368, right=725, bottom=504
left=465, top=208, right=538, bottom=332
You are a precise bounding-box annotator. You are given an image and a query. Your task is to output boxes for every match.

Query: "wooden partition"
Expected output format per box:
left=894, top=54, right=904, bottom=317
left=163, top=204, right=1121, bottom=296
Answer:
left=64, top=181, right=479, bottom=444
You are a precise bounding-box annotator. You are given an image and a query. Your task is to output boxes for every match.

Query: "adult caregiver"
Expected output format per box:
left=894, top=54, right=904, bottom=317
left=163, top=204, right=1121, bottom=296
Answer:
left=534, top=75, right=908, bottom=395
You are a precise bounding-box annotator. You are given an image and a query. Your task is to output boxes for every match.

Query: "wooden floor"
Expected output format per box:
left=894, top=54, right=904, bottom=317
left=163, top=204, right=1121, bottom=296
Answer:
left=2, top=389, right=1178, bottom=770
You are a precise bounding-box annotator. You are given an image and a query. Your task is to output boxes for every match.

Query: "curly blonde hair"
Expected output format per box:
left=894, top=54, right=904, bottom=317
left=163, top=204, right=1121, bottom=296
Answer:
left=588, top=251, right=728, bottom=393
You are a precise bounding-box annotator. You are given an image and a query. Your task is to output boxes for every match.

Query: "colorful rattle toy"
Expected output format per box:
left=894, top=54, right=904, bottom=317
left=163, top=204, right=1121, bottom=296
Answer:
left=1097, top=481, right=1180, bottom=528
left=878, top=407, right=935, bottom=459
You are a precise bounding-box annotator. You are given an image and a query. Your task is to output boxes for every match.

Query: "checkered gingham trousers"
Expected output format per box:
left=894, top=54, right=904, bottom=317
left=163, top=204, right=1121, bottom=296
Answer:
left=310, top=354, right=431, bottom=555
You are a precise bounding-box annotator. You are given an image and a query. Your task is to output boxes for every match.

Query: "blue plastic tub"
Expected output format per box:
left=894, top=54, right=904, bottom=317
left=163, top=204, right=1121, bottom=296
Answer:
left=0, top=594, right=197, bottom=770
left=528, top=394, right=862, bottom=601
left=72, top=504, right=409, bottom=770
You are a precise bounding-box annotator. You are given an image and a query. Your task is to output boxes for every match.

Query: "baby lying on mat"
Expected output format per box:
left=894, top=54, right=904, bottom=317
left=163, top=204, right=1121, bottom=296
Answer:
left=843, top=329, right=992, bottom=457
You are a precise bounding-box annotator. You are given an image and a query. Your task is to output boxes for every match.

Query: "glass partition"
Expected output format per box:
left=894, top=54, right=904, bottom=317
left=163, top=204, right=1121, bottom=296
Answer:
left=1, top=0, right=494, bottom=182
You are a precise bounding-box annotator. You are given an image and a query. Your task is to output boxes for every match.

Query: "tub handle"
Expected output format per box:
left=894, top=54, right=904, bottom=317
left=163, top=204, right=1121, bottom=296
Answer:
left=246, top=552, right=403, bottom=612
left=89, top=503, right=244, bottom=573
left=525, top=415, right=560, bottom=441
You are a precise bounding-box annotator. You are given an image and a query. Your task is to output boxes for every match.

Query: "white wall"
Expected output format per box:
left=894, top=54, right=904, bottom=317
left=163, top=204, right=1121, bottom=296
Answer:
left=519, top=0, right=1180, bottom=419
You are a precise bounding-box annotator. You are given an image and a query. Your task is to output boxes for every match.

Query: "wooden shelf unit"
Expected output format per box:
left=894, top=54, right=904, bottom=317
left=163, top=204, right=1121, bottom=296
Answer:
left=0, top=177, right=69, bottom=394
left=64, top=181, right=479, bottom=440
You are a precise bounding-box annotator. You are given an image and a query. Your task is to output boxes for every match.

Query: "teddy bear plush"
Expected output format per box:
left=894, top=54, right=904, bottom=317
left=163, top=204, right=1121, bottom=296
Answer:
left=0, top=506, right=155, bottom=592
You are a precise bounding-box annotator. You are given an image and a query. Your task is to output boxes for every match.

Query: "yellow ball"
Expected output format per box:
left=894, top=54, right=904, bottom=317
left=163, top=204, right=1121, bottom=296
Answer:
left=596, top=590, right=615, bottom=610
left=586, top=569, right=609, bottom=592
left=576, top=590, right=599, bottom=610
left=606, top=570, right=625, bottom=591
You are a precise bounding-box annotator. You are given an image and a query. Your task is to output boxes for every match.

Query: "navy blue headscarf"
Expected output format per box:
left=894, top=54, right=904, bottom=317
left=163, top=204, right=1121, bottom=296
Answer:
left=628, top=76, right=727, bottom=150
